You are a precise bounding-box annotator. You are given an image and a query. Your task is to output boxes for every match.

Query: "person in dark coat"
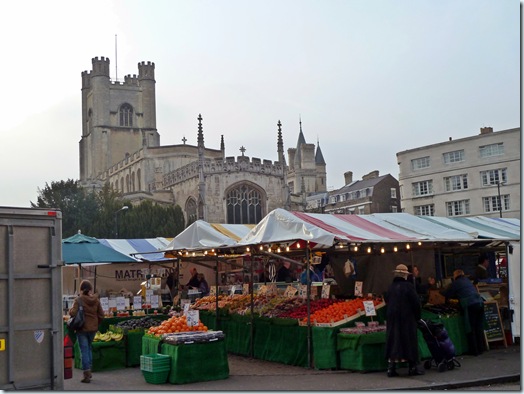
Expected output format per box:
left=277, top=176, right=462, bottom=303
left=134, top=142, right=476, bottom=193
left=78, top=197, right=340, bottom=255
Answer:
left=385, top=264, right=424, bottom=377
left=474, top=255, right=490, bottom=283
left=276, top=261, right=293, bottom=283
left=440, top=269, right=486, bottom=356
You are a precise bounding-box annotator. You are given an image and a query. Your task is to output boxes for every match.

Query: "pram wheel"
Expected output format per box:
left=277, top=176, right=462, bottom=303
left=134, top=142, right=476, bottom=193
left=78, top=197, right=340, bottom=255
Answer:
left=447, top=360, right=455, bottom=370
left=423, top=360, right=432, bottom=369
left=437, top=361, right=447, bottom=372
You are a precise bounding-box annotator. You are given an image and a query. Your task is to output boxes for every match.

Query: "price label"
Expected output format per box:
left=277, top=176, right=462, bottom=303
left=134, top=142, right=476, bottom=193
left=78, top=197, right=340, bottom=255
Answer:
left=145, top=289, right=153, bottom=304
left=209, top=286, right=217, bottom=296
left=116, top=297, right=126, bottom=311
left=363, top=300, right=376, bottom=316
left=181, top=299, right=190, bottom=313
left=267, top=283, right=278, bottom=296
left=321, top=284, right=331, bottom=299
left=186, top=309, right=200, bottom=327
left=298, top=285, right=308, bottom=299
left=354, top=281, right=363, bottom=297
left=284, top=285, right=298, bottom=298
left=257, top=285, right=268, bottom=295
left=243, top=284, right=250, bottom=295
left=133, top=296, right=142, bottom=310
left=151, top=295, right=159, bottom=309
left=100, top=297, right=109, bottom=311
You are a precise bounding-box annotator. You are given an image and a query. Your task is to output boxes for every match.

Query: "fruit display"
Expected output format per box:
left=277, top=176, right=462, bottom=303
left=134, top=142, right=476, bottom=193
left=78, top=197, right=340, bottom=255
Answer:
left=146, top=314, right=208, bottom=337
left=300, top=297, right=383, bottom=325
left=276, top=298, right=341, bottom=319
left=94, top=330, right=123, bottom=342
left=114, top=316, right=164, bottom=332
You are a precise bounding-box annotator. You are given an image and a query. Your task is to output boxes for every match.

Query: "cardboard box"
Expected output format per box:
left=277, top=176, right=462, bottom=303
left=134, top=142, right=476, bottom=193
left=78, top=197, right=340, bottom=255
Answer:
left=428, top=289, right=446, bottom=305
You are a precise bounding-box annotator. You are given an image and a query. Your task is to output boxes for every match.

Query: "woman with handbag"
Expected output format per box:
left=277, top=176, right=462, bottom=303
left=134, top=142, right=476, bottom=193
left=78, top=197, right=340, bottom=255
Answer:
left=69, top=280, right=104, bottom=383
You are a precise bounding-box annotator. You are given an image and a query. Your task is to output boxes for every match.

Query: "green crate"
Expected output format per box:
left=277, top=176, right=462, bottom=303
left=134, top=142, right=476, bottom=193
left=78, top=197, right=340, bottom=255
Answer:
left=142, top=369, right=170, bottom=384
left=140, top=353, right=171, bottom=372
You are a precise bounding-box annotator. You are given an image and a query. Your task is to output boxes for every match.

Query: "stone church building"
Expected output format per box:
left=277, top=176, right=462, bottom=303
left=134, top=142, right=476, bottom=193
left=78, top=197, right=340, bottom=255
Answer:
left=79, top=56, right=327, bottom=224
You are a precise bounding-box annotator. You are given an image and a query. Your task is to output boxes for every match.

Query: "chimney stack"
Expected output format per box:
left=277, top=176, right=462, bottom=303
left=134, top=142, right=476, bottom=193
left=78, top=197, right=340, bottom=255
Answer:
left=480, top=127, right=493, bottom=135
left=344, top=171, right=353, bottom=185
left=362, top=170, right=379, bottom=181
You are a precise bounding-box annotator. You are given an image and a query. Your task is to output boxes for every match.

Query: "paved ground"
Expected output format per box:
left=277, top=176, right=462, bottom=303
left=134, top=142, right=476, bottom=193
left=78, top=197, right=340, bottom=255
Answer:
left=63, top=344, right=520, bottom=391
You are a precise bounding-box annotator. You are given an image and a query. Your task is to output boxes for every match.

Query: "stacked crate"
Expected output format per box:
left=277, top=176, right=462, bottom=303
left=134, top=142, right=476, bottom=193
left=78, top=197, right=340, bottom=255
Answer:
left=63, top=335, right=74, bottom=379
left=140, top=353, right=171, bottom=384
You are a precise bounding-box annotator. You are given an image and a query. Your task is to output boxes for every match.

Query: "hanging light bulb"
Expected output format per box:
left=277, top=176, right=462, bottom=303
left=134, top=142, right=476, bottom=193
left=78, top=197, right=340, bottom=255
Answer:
left=393, top=246, right=398, bottom=252
left=246, top=247, right=250, bottom=252
left=353, top=245, right=358, bottom=252
left=277, top=247, right=281, bottom=253
left=259, top=245, right=264, bottom=251
left=286, top=246, right=290, bottom=252
left=406, top=244, right=411, bottom=250
left=418, top=241, right=422, bottom=246
left=296, top=242, right=301, bottom=248
left=380, top=247, right=385, bottom=254
left=192, top=252, right=196, bottom=257
left=367, top=246, right=372, bottom=253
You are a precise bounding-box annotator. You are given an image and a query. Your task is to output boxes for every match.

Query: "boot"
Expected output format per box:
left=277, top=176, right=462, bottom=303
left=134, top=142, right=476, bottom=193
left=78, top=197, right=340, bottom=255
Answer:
left=87, top=370, right=93, bottom=379
left=408, top=363, right=425, bottom=376
left=387, top=361, right=399, bottom=377
left=81, top=370, right=91, bottom=383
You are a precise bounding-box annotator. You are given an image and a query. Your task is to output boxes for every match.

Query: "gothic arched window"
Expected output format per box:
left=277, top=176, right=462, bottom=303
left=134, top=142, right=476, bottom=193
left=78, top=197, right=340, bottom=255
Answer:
left=185, top=198, right=198, bottom=226
left=226, top=183, right=265, bottom=224
left=119, top=103, right=133, bottom=127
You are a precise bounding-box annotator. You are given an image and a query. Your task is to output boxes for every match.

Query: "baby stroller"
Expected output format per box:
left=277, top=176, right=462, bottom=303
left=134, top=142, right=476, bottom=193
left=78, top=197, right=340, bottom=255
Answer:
left=418, top=319, right=461, bottom=372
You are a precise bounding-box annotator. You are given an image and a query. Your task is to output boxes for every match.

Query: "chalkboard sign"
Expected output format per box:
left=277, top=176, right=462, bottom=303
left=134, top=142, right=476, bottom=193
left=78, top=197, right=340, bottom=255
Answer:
left=483, top=301, right=507, bottom=348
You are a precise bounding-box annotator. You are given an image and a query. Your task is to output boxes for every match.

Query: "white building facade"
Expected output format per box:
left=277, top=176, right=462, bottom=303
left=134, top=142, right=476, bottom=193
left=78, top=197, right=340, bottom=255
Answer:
left=396, top=127, right=520, bottom=218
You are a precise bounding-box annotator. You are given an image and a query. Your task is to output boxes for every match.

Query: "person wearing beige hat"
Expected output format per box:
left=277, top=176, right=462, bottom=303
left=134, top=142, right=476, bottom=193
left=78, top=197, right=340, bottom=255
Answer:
left=384, top=264, right=424, bottom=377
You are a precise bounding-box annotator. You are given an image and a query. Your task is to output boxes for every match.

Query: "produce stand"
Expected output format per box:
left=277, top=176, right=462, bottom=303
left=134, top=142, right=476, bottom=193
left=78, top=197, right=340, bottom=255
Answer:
left=141, top=335, right=229, bottom=384
left=337, top=331, right=388, bottom=371
left=74, top=339, right=126, bottom=372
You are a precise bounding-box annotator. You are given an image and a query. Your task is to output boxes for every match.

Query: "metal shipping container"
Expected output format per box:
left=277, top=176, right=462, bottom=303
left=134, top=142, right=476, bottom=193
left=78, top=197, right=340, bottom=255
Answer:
left=0, top=206, right=63, bottom=390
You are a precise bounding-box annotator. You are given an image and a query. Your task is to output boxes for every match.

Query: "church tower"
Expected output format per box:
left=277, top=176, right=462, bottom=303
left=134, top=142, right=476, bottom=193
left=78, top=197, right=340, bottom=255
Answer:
left=79, top=57, right=160, bottom=186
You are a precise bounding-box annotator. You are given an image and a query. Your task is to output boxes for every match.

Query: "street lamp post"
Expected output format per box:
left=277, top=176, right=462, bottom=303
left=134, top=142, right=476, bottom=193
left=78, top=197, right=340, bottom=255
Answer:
left=114, top=206, right=129, bottom=238
left=496, top=181, right=505, bottom=218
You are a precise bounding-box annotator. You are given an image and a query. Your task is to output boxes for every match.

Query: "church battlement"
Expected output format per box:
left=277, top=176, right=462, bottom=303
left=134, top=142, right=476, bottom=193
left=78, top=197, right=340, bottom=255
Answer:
left=138, top=61, right=155, bottom=80
left=163, top=156, right=285, bottom=188
left=105, top=149, right=144, bottom=177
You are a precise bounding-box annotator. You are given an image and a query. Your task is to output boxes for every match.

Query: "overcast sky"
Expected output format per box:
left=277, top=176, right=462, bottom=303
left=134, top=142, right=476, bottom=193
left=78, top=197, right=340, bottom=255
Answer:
left=0, top=0, right=520, bottom=207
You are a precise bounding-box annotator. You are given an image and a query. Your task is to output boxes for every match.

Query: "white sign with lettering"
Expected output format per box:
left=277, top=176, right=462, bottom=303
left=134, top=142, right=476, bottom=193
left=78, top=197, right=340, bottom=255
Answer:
left=186, top=310, right=200, bottom=327
left=116, top=296, right=126, bottom=311
left=133, top=296, right=142, bottom=310
left=151, top=295, right=159, bottom=309
left=354, top=281, right=363, bottom=297
left=100, top=297, right=109, bottom=312
left=363, top=300, right=376, bottom=316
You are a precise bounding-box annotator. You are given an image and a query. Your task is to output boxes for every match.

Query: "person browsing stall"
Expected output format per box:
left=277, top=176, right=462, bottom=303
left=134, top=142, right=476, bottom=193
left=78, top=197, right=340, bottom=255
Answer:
left=68, top=280, right=104, bottom=383
left=440, top=269, right=486, bottom=356
left=384, top=264, right=424, bottom=377
left=186, top=267, right=200, bottom=289
left=276, top=261, right=293, bottom=283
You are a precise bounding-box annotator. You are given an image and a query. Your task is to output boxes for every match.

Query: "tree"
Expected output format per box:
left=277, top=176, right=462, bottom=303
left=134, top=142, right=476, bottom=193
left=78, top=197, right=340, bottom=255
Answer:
left=32, top=179, right=185, bottom=239
left=31, top=179, right=100, bottom=238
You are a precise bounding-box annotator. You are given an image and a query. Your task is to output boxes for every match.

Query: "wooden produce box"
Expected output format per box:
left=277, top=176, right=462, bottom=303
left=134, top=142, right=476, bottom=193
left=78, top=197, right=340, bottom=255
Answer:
left=428, top=289, right=446, bottom=305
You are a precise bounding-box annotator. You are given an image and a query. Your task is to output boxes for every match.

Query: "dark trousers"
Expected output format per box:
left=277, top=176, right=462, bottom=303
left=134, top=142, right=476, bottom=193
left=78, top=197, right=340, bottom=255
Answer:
left=467, top=304, right=486, bottom=356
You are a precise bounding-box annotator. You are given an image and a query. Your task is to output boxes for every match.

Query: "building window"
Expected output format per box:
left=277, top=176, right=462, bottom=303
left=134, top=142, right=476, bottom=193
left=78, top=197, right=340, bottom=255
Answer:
left=390, top=188, right=397, bottom=199
left=412, top=180, right=433, bottom=196
left=444, top=174, right=468, bottom=191
left=391, top=205, right=398, bottom=213
left=226, top=183, right=264, bottom=224
left=119, top=103, right=133, bottom=127
left=411, top=156, right=430, bottom=170
left=446, top=200, right=470, bottom=216
left=415, top=204, right=434, bottom=216
left=358, top=206, right=365, bottom=215
left=185, top=198, right=198, bottom=225
left=480, top=168, right=507, bottom=186
left=483, top=195, right=510, bottom=213
left=479, top=143, right=504, bottom=158
left=443, top=150, right=464, bottom=164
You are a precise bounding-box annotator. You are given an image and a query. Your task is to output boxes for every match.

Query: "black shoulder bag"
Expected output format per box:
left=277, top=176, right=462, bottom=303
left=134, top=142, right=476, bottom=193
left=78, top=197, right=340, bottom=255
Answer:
left=67, top=297, right=85, bottom=331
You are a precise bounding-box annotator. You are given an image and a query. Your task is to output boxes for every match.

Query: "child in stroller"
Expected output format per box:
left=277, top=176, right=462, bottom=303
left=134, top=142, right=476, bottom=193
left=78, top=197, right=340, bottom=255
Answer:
left=418, top=319, right=461, bottom=372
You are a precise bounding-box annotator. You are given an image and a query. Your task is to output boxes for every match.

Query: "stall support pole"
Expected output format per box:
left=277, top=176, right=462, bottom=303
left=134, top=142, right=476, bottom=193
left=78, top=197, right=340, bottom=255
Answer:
left=215, top=257, right=219, bottom=330
left=250, top=252, right=254, bottom=358
left=306, top=244, right=312, bottom=369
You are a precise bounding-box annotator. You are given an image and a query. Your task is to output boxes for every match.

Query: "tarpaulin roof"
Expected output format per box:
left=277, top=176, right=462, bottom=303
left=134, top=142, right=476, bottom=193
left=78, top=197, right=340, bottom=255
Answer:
left=162, top=220, right=255, bottom=252
left=98, top=238, right=173, bottom=262
left=237, top=208, right=520, bottom=248
left=62, top=233, right=137, bottom=265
